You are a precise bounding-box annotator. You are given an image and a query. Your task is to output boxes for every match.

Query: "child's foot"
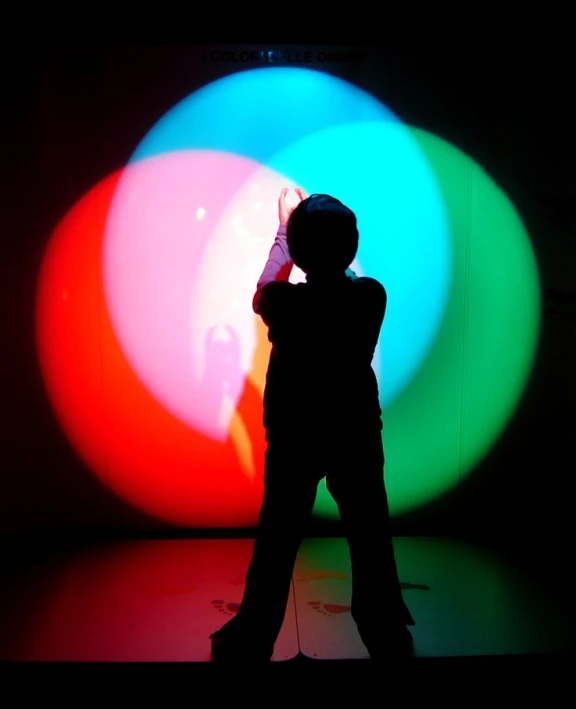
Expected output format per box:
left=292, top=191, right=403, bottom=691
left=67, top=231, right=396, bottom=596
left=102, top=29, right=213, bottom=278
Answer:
left=210, top=630, right=273, bottom=663
left=368, top=626, right=415, bottom=659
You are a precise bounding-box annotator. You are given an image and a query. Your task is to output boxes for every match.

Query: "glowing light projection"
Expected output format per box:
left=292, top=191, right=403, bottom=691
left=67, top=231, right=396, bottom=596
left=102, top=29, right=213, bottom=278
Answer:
left=35, top=67, right=540, bottom=526
left=104, top=69, right=450, bottom=438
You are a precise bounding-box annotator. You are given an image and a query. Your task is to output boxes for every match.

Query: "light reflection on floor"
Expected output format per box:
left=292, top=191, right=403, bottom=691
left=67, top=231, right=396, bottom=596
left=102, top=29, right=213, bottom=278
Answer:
left=0, top=537, right=572, bottom=662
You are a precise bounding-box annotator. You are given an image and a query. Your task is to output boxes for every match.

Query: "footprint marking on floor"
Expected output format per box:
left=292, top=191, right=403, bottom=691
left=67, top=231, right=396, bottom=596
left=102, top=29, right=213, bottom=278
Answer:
left=307, top=582, right=430, bottom=616
left=308, top=600, right=351, bottom=616
left=211, top=600, right=241, bottom=616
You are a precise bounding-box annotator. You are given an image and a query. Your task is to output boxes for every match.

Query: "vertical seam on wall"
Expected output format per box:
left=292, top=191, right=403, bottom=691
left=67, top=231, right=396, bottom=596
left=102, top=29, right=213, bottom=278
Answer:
left=97, top=226, right=110, bottom=488
left=458, top=158, right=473, bottom=482
left=290, top=576, right=302, bottom=654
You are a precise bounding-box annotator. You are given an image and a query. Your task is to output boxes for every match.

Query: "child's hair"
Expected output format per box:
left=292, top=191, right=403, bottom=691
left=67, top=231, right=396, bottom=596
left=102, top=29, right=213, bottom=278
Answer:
left=286, top=194, right=359, bottom=275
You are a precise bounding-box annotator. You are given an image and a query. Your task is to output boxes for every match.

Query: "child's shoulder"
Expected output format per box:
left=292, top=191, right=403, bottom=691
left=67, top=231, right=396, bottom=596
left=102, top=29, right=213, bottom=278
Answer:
left=353, top=276, right=384, bottom=287
left=350, top=276, right=387, bottom=297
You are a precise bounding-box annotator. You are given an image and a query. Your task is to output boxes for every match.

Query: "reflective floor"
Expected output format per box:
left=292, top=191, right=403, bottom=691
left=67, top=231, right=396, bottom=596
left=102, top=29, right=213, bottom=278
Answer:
left=1, top=536, right=573, bottom=663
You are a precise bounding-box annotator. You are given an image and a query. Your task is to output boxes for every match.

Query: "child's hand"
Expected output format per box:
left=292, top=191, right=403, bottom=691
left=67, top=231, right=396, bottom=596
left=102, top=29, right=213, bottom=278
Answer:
left=278, top=187, right=306, bottom=225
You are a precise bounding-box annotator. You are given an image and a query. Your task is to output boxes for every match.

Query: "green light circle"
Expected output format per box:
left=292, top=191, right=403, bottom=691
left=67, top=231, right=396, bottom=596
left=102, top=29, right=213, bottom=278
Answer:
left=313, top=128, right=541, bottom=518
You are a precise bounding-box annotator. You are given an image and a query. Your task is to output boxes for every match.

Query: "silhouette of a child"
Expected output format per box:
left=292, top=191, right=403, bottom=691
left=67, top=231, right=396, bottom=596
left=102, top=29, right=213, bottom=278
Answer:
left=210, top=189, right=415, bottom=661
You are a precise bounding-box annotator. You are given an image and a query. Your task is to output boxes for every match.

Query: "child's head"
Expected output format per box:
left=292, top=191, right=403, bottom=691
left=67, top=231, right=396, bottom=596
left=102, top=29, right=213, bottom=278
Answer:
left=286, top=194, right=359, bottom=276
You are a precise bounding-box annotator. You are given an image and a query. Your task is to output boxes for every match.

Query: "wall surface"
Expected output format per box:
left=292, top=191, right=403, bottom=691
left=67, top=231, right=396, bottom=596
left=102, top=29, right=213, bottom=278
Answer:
left=1, top=45, right=574, bottom=543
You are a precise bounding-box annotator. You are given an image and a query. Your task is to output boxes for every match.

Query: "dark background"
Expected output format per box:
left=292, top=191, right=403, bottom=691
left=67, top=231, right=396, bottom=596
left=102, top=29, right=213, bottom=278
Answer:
left=1, top=46, right=574, bottom=575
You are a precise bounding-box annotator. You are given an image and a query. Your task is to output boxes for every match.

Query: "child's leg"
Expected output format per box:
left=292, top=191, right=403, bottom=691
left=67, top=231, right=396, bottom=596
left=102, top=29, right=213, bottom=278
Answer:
left=325, top=432, right=414, bottom=654
left=211, top=439, right=320, bottom=658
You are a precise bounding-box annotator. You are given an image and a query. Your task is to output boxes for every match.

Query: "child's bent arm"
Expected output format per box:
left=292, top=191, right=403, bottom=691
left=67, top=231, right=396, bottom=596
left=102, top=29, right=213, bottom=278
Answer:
left=252, top=225, right=294, bottom=314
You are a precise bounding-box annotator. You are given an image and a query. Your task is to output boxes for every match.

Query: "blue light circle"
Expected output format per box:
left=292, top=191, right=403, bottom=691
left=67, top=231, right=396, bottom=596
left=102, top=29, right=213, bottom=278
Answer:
left=131, top=67, right=398, bottom=164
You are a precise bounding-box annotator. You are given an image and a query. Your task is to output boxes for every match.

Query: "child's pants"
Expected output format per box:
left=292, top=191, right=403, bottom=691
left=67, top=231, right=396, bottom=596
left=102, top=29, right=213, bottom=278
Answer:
left=211, top=428, right=414, bottom=657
